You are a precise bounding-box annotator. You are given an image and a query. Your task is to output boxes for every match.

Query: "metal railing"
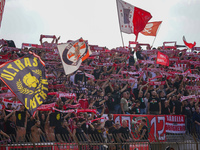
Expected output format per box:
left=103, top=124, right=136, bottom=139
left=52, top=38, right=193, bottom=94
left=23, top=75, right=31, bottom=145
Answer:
left=0, top=132, right=200, bottom=150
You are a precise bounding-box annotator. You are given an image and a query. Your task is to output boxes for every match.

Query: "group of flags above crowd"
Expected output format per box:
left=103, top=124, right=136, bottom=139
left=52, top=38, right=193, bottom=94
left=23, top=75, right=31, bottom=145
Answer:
left=0, top=0, right=199, bottom=116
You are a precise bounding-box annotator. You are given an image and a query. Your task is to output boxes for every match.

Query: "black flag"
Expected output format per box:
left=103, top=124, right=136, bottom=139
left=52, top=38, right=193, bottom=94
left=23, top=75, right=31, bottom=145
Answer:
left=0, top=52, right=48, bottom=115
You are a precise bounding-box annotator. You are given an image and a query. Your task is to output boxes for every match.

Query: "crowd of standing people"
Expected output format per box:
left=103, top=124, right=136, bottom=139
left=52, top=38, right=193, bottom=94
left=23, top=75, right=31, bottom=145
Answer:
left=0, top=37, right=200, bottom=148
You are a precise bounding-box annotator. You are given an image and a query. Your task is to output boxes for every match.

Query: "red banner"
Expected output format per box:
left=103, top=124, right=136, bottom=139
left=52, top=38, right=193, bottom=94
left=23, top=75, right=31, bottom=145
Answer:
left=156, top=51, right=169, bottom=66
left=102, top=114, right=186, bottom=142
left=110, top=114, right=166, bottom=142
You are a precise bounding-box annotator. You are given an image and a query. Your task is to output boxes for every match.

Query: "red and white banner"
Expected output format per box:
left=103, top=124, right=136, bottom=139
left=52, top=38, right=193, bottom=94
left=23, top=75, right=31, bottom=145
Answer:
left=156, top=51, right=169, bottom=66
left=180, top=95, right=196, bottom=102
left=165, top=115, right=186, bottom=134
left=0, top=0, right=5, bottom=28
left=85, top=72, right=95, bottom=79
left=186, top=85, right=200, bottom=90
left=116, top=0, right=152, bottom=40
left=149, top=81, right=165, bottom=85
left=109, top=114, right=166, bottom=142
left=102, top=114, right=186, bottom=142
left=2, top=98, right=22, bottom=108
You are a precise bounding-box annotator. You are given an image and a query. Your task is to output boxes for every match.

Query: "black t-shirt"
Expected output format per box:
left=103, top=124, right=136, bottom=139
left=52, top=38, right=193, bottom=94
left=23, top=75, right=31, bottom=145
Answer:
left=49, top=112, right=61, bottom=127
left=119, top=127, right=131, bottom=141
left=106, top=97, right=115, bottom=111
left=105, top=120, right=115, bottom=133
left=169, top=100, right=175, bottom=113
left=182, top=105, right=192, bottom=118
left=112, top=90, right=121, bottom=105
left=174, top=100, right=182, bottom=115
left=75, top=71, right=86, bottom=84
left=15, top=111, right=26, bottom=127
left=140, top=125, right=148, bottom=140
left=93, top=69, right=101, bottom=80
left=188, top=103, right=196, bottom=115
left=129, top=56, right=135, bottom=66
left=162, top=106, right=170, bottom=115
left=131, top=106, right=141, bottom=114
left=139, top=97, right=146, bottom=109
left=160, top=96, right=167, bottom=108
left=148, top=97, right=160, bottom=112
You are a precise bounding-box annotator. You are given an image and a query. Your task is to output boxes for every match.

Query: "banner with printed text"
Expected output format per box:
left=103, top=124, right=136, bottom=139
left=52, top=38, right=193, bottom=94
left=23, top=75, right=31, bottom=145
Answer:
left=165, top=115, right=186, bottom=134
left=104, top=114, right=186, bottom=142
left=0, top=52, right=48, bottom=115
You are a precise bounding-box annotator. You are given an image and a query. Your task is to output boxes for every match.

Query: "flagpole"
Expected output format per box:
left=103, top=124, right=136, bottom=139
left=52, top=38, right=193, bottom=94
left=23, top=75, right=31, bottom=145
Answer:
left=116, top=0, right=125, bottom=47
left=151, top=22, right=162, bottom=48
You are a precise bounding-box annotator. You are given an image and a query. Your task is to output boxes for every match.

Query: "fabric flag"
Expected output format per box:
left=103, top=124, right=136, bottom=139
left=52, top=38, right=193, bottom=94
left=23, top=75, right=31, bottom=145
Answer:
left=183, top=36, right=196, bottom=49
left=0, top=52, right=48, bottom=115
left=57, top=38, right=92, bottom=75
left=140, top=21, right=162, bottom=36
left=116, top=0, right=152, bottom=41
left=0, top=0, right=5, bottom=28
left=156, top=51, right=169, bottom=66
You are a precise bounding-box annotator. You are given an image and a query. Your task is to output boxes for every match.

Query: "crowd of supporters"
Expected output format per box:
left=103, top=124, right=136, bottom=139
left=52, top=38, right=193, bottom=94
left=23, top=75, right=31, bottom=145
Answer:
left=0, top=36, right=200, bottom=147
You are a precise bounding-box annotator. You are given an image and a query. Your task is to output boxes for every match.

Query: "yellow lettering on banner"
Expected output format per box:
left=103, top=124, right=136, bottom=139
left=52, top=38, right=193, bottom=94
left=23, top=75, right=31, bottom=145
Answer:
left=14, top=60, right=25, bottom=70
left=24, top=58, right=32, bottom=67
left=41, top=85, right=48, bottom=91
left=41, top=79, right=48, bottom=85
left=30, top=98, right=37, bottom=109
left=39, top=91, right=47, bottom=100
left=25, top=98, right=29, bottom=110
left=35, top=94, right=43, bottom=105
left=1, top=73, right=14, bottom=81
left=3, top=69, right=17, bottom=77
left=7, top=64, right=19, bottom=72
left=33, top=57, right=38, bottom=67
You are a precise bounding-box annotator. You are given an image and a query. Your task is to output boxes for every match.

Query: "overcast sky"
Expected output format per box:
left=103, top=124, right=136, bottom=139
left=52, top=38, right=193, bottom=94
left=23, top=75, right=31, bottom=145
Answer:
left=0, top=0, right=200, bottom=49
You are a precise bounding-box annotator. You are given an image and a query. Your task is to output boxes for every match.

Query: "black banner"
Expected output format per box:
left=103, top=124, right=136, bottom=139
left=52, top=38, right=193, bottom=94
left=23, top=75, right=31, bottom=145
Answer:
left=0, top=52, right=48, bottom=115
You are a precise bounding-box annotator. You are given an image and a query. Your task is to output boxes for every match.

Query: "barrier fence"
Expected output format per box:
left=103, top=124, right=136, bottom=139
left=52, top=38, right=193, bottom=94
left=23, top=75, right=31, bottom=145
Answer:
left=0, top=133, right=200, bottom=150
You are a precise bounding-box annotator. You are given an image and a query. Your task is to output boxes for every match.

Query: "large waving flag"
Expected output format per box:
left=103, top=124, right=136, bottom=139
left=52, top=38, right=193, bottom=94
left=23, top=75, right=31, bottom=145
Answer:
left=0, top=0, right=5, bottom=28
left=141, top=21, right=162, bottom=36
left=0, top=52, right=48, bottom=115
left=116, top=0, right=152, bottom=41
left=57, top=38, right=91, bottom=75
left=183, top=36, right=196, bottom=49
left=156, top=51, right=169, bottom=66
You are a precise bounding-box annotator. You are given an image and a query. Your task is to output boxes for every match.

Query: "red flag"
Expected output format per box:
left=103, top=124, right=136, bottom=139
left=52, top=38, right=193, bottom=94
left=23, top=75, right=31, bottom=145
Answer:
left=183, top=36, right=196, bottom=49
left=0, top=0, right=5, bottom=28
left=156, top=51, right=169, bottom=66
left=116, top=0, right=152, bottom=41
left=141, top=21, right=162, bottom=36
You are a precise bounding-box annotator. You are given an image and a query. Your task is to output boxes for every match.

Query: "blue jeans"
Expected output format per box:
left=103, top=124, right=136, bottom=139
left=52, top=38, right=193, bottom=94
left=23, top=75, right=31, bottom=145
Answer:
left=114, top=104, right=121, bottom=114
left=140, top=108, right=146, bottom=114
